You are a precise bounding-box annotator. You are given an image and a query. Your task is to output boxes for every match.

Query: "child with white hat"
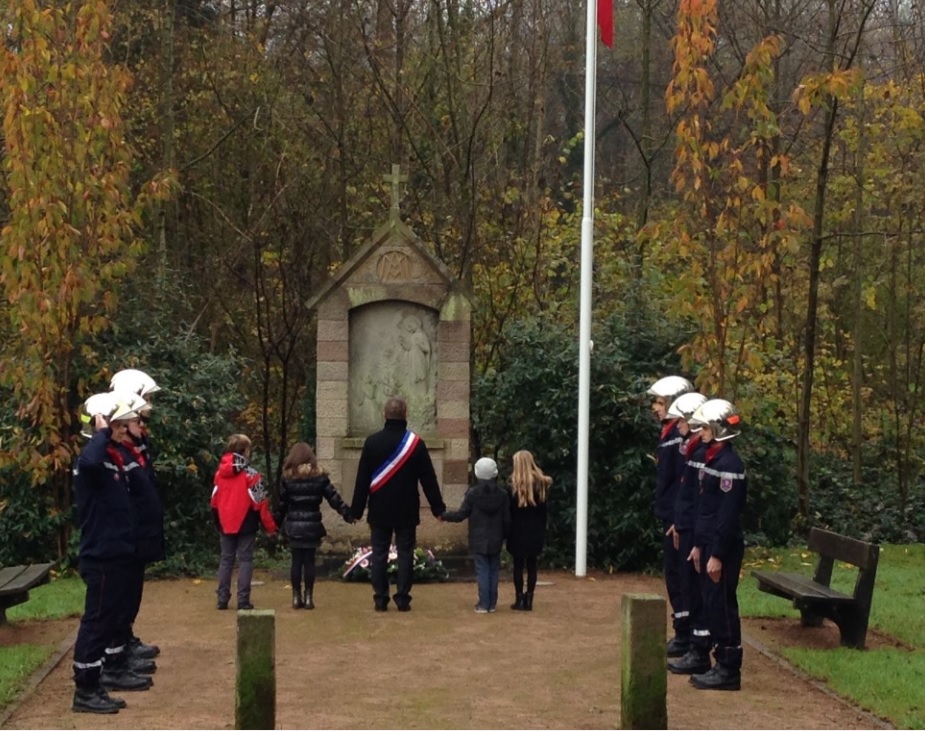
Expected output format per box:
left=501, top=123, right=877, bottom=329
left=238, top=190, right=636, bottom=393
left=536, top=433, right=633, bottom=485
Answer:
left=441, top=457, right=511, bottom=613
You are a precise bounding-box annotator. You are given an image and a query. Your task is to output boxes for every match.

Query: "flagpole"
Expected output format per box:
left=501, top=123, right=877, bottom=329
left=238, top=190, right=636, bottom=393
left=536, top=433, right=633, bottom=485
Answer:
left=575, top=0, right=599, bottom=578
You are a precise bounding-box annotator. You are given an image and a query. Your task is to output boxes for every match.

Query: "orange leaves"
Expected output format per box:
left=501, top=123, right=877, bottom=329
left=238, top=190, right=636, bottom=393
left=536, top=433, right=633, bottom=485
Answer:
left=793, top=70, right=862, bottom=114
left=666, top=0, right=717, bottom=116
left=0, top=0, right=174, bottom=484
left=664, top=4, right=803, bottom=398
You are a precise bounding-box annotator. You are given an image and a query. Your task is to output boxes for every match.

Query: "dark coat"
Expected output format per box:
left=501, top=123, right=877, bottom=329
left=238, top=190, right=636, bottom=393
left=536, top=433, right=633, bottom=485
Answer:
left=73, top=428, right=137, bottom=563
left=277, top=469, right=352, bottom=549
left=507, top=491, right=547, bottom=558
left=654, top=418, right=685, bottom=523
left=120, top=439, right=166, bottom=563
left=674, top=435, right=706, bottom=533
left=351, top=419, right=446, bottom=528
left=442, top=479, right=511, bottom=555
left=693, top=441, right=747, bottom=560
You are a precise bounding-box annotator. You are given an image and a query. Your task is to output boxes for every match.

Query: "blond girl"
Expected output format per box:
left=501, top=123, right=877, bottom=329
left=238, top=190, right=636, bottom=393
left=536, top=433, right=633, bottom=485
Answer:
left=507, top=450, right=552, bottom=610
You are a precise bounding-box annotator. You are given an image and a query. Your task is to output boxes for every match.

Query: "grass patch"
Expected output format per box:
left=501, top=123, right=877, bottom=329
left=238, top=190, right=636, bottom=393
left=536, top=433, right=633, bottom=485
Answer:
left=0, top=575, right=84, bottom=713
left=0, top=644, right=57, bottom=708
left=6, top=575, right=85, bottom=622
left=782, top=646, right=925, bottom=729
left=741, top=542, right=925, bottom=729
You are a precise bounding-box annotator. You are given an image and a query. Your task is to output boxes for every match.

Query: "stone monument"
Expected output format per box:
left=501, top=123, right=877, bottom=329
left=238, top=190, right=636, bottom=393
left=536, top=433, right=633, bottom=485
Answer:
left=306, top=164, right=471, bottom=551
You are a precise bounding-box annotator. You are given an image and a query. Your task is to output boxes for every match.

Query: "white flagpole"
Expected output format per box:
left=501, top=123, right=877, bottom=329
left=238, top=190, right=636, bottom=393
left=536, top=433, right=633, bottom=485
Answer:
left=575, top=0, right=598, bottom=577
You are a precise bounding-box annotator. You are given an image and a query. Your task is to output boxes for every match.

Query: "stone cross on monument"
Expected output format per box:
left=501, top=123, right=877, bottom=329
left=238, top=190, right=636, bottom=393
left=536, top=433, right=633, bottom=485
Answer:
left=306, top=162, right=472, bottom=551
left=384, top=163, right=408, bottom=220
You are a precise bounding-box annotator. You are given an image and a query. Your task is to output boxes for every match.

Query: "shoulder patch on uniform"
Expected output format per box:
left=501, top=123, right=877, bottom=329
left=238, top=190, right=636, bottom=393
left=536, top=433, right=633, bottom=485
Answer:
left=720, top=477, right=733, bottom=493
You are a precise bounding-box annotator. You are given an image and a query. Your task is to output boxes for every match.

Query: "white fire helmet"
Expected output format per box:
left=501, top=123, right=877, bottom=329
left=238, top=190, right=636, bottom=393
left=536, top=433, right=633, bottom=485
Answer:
left=79, top=393, right=140, bottom=438
left=646, top=375, right=693, bottom=400
left=111, top=390, right=151, bottom=417
left=110, top=368, right=161, bottom=397
left=668, top=392, right=708, bottom=430
left=689, top=399, right=742, bottom=441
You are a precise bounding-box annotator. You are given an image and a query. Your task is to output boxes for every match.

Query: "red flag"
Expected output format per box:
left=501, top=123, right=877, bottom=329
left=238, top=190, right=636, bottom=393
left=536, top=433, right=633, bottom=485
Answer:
left=597, top=0, right=613, bottom=47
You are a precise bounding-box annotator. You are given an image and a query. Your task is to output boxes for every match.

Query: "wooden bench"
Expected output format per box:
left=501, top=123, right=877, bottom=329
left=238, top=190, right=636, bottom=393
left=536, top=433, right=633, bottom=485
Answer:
left=751, top=528, right=880, bottom=649
left=0, top=563, right=56, bottom=625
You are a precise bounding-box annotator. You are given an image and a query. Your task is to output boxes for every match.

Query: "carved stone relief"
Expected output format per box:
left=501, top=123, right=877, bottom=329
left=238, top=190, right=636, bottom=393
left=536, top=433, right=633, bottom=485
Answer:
left=349, top=302, right=437, bottom=435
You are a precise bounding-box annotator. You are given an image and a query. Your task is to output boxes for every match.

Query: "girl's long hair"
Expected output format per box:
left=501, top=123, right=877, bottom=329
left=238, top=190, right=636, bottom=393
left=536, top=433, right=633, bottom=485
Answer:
left=509, top=450, right=552, bottom=508
left=282, top=442, right=324, bottom=479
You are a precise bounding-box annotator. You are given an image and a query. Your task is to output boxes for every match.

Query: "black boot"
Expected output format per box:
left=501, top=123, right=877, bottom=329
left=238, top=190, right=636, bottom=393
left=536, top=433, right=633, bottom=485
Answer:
left=522, top=592, right=534, bottom=611
left=127, top=654, right=157, bottom=674
left=105, top=689, right=127, bottom=709
left=510, top=592, right=525, bottom=610
left=72, top=687, right=122, bottom=714
left=100, top=667, right=153, bottom=692
left=128, top=636, right=160, bottom=659
left=304, top=589, right=315, bottom=610
left=690, top=663, right=741, bottom=691
left=666, top=634, right=691, bottom=658
left=293, top=588, right=304, bottom=609
left=667, top=648, right=711, bottom=675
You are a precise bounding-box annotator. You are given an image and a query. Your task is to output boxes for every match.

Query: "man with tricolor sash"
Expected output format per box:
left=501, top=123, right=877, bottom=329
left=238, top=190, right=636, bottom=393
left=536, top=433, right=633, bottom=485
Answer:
left=351, top=396, right=446, bottom=612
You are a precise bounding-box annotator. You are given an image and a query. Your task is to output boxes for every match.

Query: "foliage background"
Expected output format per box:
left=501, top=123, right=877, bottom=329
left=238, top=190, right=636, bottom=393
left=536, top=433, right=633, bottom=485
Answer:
left=2, top=0, right=925, bottom=573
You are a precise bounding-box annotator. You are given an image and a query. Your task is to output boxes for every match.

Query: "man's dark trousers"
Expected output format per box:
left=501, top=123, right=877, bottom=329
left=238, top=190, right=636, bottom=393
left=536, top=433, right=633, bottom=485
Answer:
left=370, top=524, right=415, bottom=609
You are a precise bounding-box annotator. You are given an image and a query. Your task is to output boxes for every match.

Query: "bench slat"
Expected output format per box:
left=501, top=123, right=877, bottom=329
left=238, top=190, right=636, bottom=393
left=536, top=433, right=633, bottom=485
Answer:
left=0, top=566, right=29, bottom=591
left=808, top=528, right=879, bottom=570
left=0, top=563, right=55, bottom=596
left=751, top=530, right=879, bottom=649
left=752, top=570, right=854, bottom=602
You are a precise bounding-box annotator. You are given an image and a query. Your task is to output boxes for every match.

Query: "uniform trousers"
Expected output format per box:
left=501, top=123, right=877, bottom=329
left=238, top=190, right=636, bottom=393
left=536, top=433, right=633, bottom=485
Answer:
left=124, top=557, right=146, bottom=639
left=662, top=519, right=685, bottom=633
left=73, top=558, right=133, bottom=688
left=693, top=540, right=744, bottom=670
left=676, top=530, right=699, bottom=638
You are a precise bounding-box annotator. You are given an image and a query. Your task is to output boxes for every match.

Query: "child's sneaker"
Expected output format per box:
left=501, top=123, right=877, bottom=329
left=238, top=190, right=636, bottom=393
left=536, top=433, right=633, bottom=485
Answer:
left=473, top=604, right=489, bottom=614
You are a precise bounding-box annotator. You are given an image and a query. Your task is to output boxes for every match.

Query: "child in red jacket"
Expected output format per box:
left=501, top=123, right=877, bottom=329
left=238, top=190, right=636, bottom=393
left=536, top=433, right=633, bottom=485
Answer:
left=211, top=434, right=277, bottom=610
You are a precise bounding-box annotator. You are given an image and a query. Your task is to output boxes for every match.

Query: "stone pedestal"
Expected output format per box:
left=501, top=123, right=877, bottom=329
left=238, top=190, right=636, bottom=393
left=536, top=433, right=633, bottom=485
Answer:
left=620, top=593, right=667, bottom=729
left=307, top=176, right=471, bottom=552
left=235, top=609, right=275, bottom=730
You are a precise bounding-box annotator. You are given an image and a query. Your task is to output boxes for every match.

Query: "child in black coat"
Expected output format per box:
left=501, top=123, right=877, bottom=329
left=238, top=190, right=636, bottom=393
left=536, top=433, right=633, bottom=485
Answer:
left=441, top=458, right=511, bottom=613
left=276, top=442, right=353, bottom=609
left=507, top=450, right=552, bottom=611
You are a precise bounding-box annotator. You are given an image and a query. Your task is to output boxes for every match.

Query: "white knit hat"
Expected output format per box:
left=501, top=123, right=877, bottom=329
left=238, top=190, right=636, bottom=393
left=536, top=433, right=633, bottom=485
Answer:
left=474, top=457, right=498, bottom=480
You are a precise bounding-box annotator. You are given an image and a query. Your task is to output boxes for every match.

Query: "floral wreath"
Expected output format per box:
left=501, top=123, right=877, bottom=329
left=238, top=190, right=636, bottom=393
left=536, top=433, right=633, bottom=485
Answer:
left=341, top=545, right=449, bottom=583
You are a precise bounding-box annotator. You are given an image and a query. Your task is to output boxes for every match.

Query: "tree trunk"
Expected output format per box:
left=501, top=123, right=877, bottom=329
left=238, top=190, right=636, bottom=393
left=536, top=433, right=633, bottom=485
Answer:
left=851, top=57, right=866, bottom=485
left=796, top=0, right=839, bottom=520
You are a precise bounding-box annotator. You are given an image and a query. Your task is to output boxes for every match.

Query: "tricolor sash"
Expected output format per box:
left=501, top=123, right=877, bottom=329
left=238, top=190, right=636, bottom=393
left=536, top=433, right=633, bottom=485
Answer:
left=370, top=430, right=420, bottom=494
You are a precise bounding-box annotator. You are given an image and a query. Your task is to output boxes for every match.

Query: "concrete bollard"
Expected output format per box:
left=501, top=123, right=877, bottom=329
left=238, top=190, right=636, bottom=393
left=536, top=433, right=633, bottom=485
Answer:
left=235, top=609, right=275, bottom=730
left=621, top=593, right=667, bottom=730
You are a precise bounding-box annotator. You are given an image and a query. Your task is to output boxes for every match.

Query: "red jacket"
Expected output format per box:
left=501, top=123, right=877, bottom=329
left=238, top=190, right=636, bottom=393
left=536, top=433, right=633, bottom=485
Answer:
left=210, top=452, right=277, bottom=536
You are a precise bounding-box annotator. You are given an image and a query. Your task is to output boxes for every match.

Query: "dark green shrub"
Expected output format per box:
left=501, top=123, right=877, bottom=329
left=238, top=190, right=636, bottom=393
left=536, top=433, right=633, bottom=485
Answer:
left=105, top=337, right=248, bottom=576
left=736, top=425, right=797, bottom=547
left=807, top=446, right=924, bottom=544
left=0, top=468, right=65, bottom=567
left=60, top=278, right=252, bottom=575
left=474, top=313, right=690, bottom=572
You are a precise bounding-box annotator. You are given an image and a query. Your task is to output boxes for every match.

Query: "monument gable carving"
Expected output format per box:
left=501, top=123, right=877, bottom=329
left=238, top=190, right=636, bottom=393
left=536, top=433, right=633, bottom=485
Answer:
left=306, top=165, right=472, bottom=549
